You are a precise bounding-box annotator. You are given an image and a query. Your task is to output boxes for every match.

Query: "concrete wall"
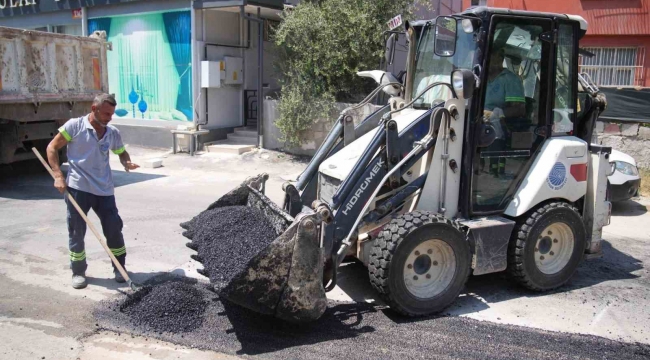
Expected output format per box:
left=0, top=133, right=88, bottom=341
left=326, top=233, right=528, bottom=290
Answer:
left=593, top=122, right=650, bottom=169
left=262, top=100, right=382, bottom=156
left=244, top=20, right=280, bottom=94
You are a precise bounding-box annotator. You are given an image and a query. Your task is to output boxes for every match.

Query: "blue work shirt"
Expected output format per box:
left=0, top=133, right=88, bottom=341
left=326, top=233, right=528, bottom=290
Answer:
left=58, top=116, right=125, bottom=196
left=484, top=69, right=525, bottom=111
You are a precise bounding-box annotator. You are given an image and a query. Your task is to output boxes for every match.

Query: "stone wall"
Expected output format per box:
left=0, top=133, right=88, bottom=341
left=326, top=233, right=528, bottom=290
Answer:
left=593, top=122, right=650, bottom=169
left=262, top=100, right=382, bottom=157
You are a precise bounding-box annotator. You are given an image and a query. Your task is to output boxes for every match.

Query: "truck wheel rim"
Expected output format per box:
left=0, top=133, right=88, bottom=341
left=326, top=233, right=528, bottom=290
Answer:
left=403, top=239, right=456, bottom=299
left=534, top=223, right=574, bottom=275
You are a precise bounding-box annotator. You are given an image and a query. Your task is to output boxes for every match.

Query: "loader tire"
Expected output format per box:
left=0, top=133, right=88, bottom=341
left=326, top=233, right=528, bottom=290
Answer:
left=368, top=211, right=470, bottom=317
left=507, top=201, right=586, bottom=291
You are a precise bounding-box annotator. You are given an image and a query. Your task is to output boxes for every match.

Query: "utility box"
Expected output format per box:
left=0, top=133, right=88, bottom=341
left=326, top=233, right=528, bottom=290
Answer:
left=224, top=56, right=243, bottom=85
left=201, top=57, right=243, bottom=88
left=201, top=61, right=223, bottom=88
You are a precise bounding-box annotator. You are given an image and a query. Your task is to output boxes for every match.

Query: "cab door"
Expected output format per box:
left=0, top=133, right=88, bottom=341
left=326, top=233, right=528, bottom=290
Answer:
left=471, top=15, right=553, bottom=215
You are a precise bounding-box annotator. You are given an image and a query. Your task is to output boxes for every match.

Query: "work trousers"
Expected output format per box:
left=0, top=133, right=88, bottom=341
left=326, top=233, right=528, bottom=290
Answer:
left=66, top=188, right=126, bottom=275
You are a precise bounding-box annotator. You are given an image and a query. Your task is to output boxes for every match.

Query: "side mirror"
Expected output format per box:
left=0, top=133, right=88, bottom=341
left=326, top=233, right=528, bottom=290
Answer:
left=434, top=16, right=457, bottom=57
left=451, top=69, right=476, bottom=100
left=385, top=33, right=397, bottom=66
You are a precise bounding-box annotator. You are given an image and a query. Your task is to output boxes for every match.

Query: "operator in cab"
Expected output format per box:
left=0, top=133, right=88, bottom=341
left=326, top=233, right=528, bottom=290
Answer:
left=482, top=47, right=526, bottom=176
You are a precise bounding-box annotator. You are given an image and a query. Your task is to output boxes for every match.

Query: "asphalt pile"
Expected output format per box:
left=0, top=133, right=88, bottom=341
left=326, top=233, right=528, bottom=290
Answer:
left=119, top=281, right=207, bottom=333
left=182, top=205, right=278, bottom=289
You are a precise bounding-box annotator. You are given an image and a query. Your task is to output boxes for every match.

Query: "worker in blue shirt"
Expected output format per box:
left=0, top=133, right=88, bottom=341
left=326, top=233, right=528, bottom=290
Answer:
left=46, top=93, right=139, bottom=289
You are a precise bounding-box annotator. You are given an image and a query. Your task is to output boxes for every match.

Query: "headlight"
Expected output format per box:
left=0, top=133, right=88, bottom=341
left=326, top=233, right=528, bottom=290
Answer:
left=608, top=162, right=616, bottom=176
left=614, top=161, right=639, bottom=176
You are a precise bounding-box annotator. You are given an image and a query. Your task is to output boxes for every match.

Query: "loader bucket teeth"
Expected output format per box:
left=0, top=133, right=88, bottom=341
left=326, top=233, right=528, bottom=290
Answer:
left=179, top=220, right=192, bottom=230
left=197, top=268, right=208, bottom=277
left=181, top=174, right=328, bottom=323
left=182, top=230, right=194, bottom=240
left=190, top=254, right=202, bottom=263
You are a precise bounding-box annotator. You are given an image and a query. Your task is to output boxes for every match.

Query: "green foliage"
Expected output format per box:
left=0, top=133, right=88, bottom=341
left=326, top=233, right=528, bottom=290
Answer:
left=275, top=72, right=335, bottom=148
left=273, top=0, right=421, bottom=148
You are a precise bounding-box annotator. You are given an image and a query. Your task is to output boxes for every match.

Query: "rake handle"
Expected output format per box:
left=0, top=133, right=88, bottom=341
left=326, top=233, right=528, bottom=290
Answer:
left=32, top=147, right=131, bottom=284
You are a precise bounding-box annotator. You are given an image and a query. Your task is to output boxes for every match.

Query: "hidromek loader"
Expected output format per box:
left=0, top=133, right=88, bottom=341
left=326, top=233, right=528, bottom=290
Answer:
left=182, top=7, right=613, bottom=323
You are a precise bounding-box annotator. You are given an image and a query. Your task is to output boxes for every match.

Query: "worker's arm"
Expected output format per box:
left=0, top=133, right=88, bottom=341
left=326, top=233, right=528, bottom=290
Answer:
left=118, top=151, right=140, bottom=172
left=503, top=102, right=526, bottom=119
left=111, top=128, right=139, bottom=172
left=46, top=133, right=68, bottom=194
left=502, top=73, right=527, bottom=119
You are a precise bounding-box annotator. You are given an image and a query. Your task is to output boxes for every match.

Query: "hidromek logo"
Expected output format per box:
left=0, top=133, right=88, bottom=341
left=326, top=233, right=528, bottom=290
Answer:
left=341, top=159, right=385, bottom=216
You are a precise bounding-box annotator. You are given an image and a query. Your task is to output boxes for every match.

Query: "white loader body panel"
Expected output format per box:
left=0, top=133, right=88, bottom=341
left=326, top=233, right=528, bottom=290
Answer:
left=505, top=137, right=589, bottom=217
left=320, top=109, right=427, bottom=181
left=416, top=99, right=466, bottom=219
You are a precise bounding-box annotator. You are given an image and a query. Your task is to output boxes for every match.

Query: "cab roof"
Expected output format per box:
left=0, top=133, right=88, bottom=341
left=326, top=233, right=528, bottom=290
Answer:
left=408, top=7, right=588, bottom=36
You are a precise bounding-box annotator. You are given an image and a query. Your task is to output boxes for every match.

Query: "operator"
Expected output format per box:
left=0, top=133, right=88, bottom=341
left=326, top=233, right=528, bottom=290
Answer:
left=46, top=93, right=140, bottom=289
left=482, top=47, right=526, bottom=175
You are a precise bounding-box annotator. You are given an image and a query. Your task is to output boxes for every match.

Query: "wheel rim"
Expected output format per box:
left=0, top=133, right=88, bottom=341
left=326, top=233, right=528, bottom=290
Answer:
left=403, top=239, right=456, bottom=299
left=534, top=222, right=575, bottom=275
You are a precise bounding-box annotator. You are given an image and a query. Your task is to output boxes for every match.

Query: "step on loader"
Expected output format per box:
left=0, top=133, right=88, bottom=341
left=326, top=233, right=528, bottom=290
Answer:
left=182, top=7, right=613, bottom=322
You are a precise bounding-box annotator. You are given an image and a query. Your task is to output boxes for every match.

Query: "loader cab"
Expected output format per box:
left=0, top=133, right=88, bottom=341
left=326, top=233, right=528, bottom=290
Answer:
left=408, top=9, right=582, bottom=217
left=455, top=8, right=582, bottom=218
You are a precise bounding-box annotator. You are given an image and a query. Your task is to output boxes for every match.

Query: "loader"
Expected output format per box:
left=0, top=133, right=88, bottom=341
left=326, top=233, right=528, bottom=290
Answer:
left=181, top=7, right=613, bottom=322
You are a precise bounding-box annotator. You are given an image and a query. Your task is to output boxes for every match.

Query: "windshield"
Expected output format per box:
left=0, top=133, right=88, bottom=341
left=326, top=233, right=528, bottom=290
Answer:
left=412, top=19, right=477, bottom=109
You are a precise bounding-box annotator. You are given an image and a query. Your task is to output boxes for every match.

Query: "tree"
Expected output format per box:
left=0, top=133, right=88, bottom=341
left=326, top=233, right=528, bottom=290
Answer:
left=273, top=0, right=422, bottom=148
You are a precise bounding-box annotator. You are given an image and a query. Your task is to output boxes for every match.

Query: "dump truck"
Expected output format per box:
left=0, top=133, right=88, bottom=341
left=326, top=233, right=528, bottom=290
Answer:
left=0, top=27, right=110, bottom=165
left=182, top=7, right=613, bottom=322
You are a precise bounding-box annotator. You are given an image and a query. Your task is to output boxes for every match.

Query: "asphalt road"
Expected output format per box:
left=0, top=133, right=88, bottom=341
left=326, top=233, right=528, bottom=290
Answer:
left=1, top=146, right=649, bottom=359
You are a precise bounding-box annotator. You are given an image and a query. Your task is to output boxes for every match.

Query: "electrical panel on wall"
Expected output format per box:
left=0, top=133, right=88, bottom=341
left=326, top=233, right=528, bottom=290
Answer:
left=224, top=57, right=243, bottom=85
left=200, top=57, right=243, bottom=88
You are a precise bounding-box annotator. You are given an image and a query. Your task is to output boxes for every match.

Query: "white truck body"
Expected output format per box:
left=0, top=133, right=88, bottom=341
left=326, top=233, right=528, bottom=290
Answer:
left=0, top=26, right=109, bottom=164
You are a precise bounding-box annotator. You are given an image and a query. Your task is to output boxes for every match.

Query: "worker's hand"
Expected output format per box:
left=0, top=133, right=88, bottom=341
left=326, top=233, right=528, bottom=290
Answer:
left=122, top=161, right=140, bottom=172
left=53, top=177, right=66, bottom=194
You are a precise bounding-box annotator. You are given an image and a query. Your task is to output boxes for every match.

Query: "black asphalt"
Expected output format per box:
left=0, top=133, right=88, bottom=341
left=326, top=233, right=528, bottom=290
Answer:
left=181, top=205, right=278, bottom=289
left=94, top=274, right=650, bottom=360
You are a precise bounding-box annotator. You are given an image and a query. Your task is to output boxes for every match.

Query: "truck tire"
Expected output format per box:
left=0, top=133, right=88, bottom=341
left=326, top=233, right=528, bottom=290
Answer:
left=508, top=201, right=586, bottom=291
left=368, top=211, right=470, bottom=316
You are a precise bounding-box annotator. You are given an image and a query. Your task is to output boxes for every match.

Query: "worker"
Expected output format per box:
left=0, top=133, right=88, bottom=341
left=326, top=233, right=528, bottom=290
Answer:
left=46, top=93, right=139, bottom=289
left=482, top=47, right=526, bottom=176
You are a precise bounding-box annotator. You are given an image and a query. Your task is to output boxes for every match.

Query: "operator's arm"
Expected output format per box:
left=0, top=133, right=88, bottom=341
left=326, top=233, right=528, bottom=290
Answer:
left=46, top=133, right=68, bottom=194
left=118, top=151, right=140, bottom=172
left=502, top=73, right=526, bottom=119
left=503, top=102, right=526, bottom=119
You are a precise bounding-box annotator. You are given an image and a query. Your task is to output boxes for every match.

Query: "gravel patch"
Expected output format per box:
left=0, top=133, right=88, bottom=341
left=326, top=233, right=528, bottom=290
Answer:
left=182, top=205, right=278, bottom=289
left=119, top=281, right=208, bottom=334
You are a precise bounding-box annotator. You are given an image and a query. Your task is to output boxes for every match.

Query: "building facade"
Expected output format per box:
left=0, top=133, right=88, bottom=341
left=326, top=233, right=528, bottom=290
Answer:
left=0, top=0, right=285, bottom=147
left=464, top=0, right=650, bottom=88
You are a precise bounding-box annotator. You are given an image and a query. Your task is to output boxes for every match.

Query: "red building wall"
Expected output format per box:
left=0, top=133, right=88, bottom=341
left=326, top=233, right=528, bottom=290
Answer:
left=461, top=0, right=650, bottom=86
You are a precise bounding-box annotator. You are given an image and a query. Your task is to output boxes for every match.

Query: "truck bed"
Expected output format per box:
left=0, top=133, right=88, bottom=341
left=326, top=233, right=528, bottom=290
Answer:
left=0, top=26, right=109, bottom=122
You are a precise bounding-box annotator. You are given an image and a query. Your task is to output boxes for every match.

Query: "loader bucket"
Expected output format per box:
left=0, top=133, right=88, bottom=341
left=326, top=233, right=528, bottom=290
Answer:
left=181, top=174, right=328, bottom=323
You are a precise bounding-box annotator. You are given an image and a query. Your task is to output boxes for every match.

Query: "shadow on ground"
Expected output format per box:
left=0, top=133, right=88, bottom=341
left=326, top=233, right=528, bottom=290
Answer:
left=611, top=199, right=647, bottom=217
left=0, top=161, right=165, bottom=200
left=86, top=271, right=168, bottom=291
left=222, top=300, right=376, bottom=356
